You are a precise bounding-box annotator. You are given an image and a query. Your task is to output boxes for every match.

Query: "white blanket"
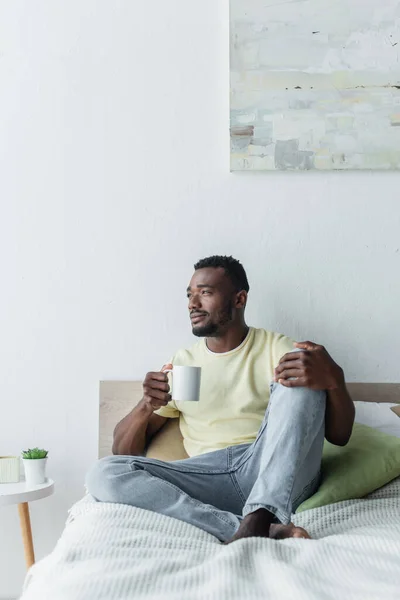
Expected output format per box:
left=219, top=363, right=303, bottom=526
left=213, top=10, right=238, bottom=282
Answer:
left=21, top=479, right=400, bottom=600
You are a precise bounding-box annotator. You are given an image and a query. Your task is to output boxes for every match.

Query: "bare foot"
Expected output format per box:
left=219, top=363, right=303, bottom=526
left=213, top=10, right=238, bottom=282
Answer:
left=224, top=508, right=273, bottom=544
left=270, top=523, right=311, bottom=540
left=224, top=509, right=311, bottom=544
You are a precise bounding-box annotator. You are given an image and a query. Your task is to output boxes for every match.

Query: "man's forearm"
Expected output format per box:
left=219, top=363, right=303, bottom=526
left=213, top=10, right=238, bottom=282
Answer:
left=112, top=401, right=152, bottom=456
left=325, top=372, right=355, bottom=446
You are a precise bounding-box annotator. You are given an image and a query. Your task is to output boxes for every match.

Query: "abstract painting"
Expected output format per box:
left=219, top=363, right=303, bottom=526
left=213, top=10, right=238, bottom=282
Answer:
left=230, top=0, right=400, bottom=171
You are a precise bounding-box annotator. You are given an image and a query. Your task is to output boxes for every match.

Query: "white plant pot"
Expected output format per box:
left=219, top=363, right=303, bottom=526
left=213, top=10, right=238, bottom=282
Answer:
left=23, top=458, right=47, bottom=486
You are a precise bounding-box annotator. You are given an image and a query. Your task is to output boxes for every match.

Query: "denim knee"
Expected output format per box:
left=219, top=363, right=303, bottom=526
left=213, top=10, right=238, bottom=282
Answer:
left=85, top=455, right=120, bottom=502
left=271, top=381, right=326, bottom=422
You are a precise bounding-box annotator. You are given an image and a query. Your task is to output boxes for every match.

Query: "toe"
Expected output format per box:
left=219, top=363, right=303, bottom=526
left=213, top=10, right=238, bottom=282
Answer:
left=292, top=527, right=311, bottom=539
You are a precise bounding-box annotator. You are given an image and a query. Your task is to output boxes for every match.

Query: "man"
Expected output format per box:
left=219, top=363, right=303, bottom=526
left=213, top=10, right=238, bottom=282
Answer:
left=86, top=255, right=355, bottom=543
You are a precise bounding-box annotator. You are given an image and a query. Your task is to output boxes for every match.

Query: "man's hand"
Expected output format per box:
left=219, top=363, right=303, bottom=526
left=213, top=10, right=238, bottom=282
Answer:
left=141, top=364, right=173, bottom=412
left=274, top=341, right=344, bottom=391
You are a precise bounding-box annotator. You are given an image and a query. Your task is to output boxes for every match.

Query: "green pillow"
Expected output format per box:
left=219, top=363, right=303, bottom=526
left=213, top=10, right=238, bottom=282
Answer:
left=296, top=423, right=400, bottom=513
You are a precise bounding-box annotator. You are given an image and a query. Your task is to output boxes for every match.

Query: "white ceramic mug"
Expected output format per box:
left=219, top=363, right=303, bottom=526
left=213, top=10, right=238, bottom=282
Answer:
left=164, top=366, right=201, bottom=402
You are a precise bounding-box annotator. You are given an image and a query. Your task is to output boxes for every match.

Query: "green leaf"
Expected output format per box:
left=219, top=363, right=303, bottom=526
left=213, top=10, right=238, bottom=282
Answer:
left=21, top=447, right=48, bottom=459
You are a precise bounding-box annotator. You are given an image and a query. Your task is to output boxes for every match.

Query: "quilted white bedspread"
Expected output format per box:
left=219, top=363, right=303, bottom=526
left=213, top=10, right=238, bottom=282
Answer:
left=21, top=478, right=400, bottom=600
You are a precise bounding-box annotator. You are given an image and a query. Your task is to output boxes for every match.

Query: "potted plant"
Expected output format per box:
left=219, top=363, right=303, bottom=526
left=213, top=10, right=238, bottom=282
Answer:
left=21, top=448, right=49, bottom=486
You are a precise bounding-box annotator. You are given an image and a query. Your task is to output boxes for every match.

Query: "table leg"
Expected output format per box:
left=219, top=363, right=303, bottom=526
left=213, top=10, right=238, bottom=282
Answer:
left=18, top=502, right=35, bottom=568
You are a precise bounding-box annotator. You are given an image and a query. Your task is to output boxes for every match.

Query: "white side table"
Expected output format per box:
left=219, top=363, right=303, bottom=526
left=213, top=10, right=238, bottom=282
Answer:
left=0, top=479, right=54, bottom=569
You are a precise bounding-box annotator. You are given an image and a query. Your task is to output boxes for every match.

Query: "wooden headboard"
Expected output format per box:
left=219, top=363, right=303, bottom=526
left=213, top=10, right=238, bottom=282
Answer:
left=99, top=382, right=400, bottom=459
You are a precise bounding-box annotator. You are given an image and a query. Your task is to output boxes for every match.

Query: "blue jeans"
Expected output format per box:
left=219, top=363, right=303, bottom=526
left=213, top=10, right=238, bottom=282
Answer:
left=86, top=375, right=326, bottom=542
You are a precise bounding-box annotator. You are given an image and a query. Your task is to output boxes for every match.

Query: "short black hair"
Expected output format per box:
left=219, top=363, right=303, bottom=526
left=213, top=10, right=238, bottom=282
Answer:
left=194, top=255, right=249, bottom=293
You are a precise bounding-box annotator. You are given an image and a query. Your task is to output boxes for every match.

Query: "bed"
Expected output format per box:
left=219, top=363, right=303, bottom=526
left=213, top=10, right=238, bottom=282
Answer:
left=21, top=382, right=400, bottom=600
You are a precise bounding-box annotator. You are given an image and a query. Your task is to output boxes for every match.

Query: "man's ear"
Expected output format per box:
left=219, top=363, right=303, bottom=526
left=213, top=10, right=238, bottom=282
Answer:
left=235, top=290, right=247, bottom=309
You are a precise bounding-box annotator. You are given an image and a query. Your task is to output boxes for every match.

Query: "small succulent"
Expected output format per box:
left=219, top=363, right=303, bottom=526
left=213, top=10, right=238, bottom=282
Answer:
left=21, top=447, right=49, bottom=459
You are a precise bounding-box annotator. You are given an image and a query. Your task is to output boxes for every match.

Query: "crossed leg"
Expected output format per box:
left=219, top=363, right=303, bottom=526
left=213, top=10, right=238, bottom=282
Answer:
left=86, top=382, right=325, bottom=543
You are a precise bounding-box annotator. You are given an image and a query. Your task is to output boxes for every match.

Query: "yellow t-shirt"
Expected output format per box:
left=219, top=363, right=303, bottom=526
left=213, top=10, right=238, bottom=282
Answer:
left=155, top=327, right=295, bottom=457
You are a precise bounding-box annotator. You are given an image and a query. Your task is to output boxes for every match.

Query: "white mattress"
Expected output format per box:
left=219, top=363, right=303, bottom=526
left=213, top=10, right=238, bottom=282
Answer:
left=21, top=477, right=400, bottom=600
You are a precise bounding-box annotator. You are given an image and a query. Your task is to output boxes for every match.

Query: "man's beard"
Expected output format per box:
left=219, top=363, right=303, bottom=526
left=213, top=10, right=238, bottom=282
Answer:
left=192, top=321, right=219, bottom=337
left=192, top=300, right=234, bottom=338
